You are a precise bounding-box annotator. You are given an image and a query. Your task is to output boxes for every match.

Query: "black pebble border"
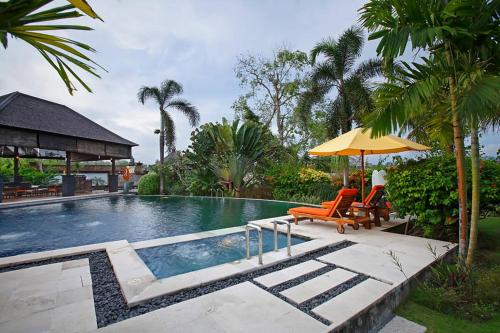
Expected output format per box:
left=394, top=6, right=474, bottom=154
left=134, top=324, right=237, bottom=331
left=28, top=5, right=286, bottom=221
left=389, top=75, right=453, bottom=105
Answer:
left=0, top=241, right=359, bottom=328
left=253, top=262, right=369, bottom=325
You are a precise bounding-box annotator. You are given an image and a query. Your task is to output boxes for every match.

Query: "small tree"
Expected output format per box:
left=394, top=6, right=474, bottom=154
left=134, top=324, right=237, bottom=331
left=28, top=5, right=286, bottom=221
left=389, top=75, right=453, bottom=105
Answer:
left=234, top=48, right=309, bottom=145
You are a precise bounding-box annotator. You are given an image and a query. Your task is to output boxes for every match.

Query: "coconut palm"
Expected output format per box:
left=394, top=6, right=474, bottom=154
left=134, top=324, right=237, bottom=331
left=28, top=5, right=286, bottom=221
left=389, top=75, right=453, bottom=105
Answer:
left=299, top=26, right=383, bottom=186
left=1, top=0, right=103, bottom=94
left=360, top=0, right=500, bottom=259
left=138, top=80, right=199, bottom=194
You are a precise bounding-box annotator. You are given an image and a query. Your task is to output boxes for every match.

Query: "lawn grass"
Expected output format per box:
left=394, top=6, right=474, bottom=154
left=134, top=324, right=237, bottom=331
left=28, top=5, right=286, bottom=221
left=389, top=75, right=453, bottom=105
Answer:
left=396, top=217, right=500, bottom=333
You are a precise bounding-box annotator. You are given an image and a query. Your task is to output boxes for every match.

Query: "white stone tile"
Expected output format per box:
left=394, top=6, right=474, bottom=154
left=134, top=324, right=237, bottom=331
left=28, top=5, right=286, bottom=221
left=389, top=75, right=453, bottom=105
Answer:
left=280, top=268, right=357, bottom=304
left=99, top=282, right=326, bottom=333
left=313, top=278, right=393, bottom=327
left=0, top=290, right=57, bottom=323
left=50, top=299, right=97, bottom=333
left=0, top=308, right=52, bottom=333
left=254, top=260, right=327, bottom=288
left=318, top=243, right=419, bottom=284
left=56, top=285, right=93, bottom=307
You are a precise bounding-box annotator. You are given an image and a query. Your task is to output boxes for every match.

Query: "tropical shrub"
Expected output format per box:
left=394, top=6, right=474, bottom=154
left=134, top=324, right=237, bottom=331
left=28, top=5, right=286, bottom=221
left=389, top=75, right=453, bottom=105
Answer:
left=386, top=154, right=499, bottom=236
left=0, top=159, right=57, bottom=185
left=137, top=172, right=160, bottom=195
left=268, top=164, right=338, bottom=203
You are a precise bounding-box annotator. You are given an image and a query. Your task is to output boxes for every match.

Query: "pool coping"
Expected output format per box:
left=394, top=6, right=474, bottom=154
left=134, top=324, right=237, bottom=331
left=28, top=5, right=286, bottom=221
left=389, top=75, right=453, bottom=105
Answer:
left=0, top=214, right=333, bottom=308
left=0, top=192, right=123, bottom=209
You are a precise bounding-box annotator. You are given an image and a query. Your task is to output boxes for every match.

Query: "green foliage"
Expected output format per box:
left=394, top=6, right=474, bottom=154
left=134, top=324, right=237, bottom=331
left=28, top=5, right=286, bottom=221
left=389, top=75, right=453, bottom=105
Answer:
left=386, top=153, right=500, bottom=236
left=0, top=0, right=103, bottom=94
left=137, top=172, right=160, bottom=195
left=0, top=159, right=57, bottom=185
left=407, top=217, right=500, bottom=323
left=267, top=164, right=338, bottom=204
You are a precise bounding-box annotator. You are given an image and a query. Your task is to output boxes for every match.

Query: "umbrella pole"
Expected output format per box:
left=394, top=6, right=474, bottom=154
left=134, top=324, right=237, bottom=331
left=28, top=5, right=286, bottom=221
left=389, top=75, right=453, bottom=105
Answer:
left=361, top=150, right=365, bottom=204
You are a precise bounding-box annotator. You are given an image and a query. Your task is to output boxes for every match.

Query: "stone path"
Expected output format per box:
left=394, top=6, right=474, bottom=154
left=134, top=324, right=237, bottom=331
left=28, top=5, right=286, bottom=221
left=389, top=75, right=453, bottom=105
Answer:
left=0, top=259, right=96, bottom=333
left=280, top=268, right=356, bottom=304
left=0, top=216, right=454, bottom=332
left=95, top=282, right=326, bottom=333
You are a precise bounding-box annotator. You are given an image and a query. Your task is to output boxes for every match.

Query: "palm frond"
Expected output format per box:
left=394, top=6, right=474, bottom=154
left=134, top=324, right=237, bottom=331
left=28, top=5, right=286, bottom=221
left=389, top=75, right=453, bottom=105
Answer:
left=334, top=25, right=364, bottom=75
left=167, top=98, right=200, bottom=127
left=310, top=38, right=337, bottom=64
left=353, top=58, right=384, bottom=81
left=162, top=111, right=176, bottom=153
left=161, top=80, right=183, bottom=101
left=137, top=86, right=163, bottom=107
left=1, top=0, right=103, bottom=94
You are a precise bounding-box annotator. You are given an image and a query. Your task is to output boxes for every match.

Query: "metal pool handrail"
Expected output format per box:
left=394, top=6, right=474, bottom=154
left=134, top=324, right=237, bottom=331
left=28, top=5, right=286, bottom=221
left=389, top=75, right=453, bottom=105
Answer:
left=272, top=219, right=292, bottom=257
left=245, top=223, right=263, bottom=265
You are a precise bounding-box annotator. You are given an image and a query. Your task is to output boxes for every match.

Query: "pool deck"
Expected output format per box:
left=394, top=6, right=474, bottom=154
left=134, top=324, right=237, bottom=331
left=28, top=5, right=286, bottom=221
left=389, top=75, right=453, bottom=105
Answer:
left=0, top=208, right=455, bottom=332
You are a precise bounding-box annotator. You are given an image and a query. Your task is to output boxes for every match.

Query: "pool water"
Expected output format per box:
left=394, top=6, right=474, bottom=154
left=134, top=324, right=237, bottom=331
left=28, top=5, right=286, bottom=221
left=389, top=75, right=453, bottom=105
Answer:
left=137, top=230, right=307, bottom=279
left=0, top=196, right=301, bottom=258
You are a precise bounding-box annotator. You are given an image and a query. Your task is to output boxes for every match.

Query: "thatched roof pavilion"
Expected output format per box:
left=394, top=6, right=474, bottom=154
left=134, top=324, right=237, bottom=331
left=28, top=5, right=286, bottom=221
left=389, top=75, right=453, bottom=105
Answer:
left=0, top=92, right=138, bottom=196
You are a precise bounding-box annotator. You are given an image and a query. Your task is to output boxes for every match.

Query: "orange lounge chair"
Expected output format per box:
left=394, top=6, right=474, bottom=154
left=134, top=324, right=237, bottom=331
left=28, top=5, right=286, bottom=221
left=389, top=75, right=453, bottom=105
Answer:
left=350, top=185, right=390, bottom=228
left=288, top=188, right=368, bottom=234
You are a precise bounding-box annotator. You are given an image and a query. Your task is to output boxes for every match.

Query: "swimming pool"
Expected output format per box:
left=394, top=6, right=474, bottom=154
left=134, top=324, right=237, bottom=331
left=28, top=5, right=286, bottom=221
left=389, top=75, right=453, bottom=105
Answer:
left=138, top=230, right=307, bottom=279
left=0, top=196, right=301, bottom=258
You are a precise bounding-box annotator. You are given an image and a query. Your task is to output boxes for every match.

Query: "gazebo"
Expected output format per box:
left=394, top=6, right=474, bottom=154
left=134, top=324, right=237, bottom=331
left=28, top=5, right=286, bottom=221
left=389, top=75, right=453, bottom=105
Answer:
left=0, top=91, right=137, bottom=198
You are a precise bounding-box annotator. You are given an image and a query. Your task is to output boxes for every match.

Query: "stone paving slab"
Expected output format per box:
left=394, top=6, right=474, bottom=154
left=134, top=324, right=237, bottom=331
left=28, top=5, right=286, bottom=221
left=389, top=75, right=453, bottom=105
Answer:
left=0, top=259, right=97, bottom=333
left=378, top=315, right=426, bottom=333
left=317, top=243, right=424, bottom=285
left=312, top=278, right=392, bottom=329
left=96, top=282, right=327, bottom=333
left=253, top=260, right=327, bottom=288
left=280, top=268, right=356, bottom=304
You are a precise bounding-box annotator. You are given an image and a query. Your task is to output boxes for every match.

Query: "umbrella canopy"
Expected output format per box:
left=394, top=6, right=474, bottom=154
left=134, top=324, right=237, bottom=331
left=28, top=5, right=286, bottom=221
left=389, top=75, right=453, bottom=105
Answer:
left=308, top=127, right=429, bottom=204
left=309, top=128, right=429, bottom=156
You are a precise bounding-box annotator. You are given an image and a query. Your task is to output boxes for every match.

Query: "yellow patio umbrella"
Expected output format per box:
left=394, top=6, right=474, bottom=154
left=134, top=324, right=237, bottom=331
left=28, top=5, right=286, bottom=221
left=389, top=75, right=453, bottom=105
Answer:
left=309, top=128, right=429, bottom=203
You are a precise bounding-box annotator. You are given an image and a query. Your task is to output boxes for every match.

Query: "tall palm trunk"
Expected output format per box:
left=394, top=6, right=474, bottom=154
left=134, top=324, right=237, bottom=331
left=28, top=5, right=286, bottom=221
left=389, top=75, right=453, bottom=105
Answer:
left=446, top=46, right=468, bottom=258
left=466, top=121, right=480, bottom=267
left=159, top=111, right=165, bottom=195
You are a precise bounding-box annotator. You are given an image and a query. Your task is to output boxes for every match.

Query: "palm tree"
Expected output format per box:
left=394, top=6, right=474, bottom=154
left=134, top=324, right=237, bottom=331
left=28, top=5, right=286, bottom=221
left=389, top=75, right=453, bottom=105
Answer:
left=138, top=80, right=199, bottom=194
left=360, top=0, right=499, bottom=259
left=1, top=0, right=103, bottom=94
left=299, top=26, right=383, bottom=186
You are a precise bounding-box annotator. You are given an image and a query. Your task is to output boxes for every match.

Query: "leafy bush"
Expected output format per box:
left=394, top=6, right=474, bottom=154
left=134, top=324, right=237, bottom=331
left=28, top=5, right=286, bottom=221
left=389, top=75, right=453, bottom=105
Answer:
left=0, top=159, right=57, bottom=185
left=137, top=172, right=160, bottom=195
left=267, top=164, right=339, bottom=203
left=412, top=260, right=498, bottom=322
left=386, top=153, right=499, bottom=236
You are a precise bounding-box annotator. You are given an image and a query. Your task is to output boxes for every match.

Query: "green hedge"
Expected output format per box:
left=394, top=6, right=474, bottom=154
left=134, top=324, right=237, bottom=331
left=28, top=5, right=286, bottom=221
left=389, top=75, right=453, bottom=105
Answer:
left=386, top=154, right=499, bottom=236
left=137, top=172, right=160, bottom=195
left=267, top=165, right=339, bottom=204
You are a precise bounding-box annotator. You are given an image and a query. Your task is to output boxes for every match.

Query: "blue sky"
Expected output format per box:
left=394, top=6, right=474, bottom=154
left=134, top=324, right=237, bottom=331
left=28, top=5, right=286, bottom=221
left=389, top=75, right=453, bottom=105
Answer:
left=0, top=0, right=497, bottom=163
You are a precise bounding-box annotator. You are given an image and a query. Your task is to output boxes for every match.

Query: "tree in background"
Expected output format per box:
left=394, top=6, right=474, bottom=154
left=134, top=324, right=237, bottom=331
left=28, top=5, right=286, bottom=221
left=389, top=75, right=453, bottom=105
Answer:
left=234, top=48, right=309, bottom=145
left=298, top=26, right=383, bottom=186
left=360, top=0, right=500, bottom=261
left=138, top=80, right=199, bottom=194
left=0, top=0, right=104, bottom=94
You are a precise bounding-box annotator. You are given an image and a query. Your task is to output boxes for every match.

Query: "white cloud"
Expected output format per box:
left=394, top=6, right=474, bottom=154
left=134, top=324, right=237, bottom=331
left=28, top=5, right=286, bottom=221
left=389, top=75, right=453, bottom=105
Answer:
left=1, top=0, right=497, bottom=163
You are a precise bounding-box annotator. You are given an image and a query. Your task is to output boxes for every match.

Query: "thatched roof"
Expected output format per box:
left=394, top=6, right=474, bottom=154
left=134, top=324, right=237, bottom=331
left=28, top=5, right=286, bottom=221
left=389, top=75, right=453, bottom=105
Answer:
left=0, top=92, right=137, bottom=146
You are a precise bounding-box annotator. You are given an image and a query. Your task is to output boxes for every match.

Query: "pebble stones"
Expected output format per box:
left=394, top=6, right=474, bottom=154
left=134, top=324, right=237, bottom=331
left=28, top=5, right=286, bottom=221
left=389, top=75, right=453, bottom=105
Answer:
left=0, top=241, right=359, bottom=328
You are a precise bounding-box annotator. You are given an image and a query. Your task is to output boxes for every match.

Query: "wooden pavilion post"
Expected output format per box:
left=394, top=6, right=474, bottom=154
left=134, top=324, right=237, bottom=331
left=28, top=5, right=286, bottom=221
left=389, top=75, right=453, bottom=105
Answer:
left=108, top=158, right=118, bottom=192
left=13, top=146, right=21, bottom=184
left=62, top=151, right=75, bottom=197
left=65, top=151, right=71, bottom=175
